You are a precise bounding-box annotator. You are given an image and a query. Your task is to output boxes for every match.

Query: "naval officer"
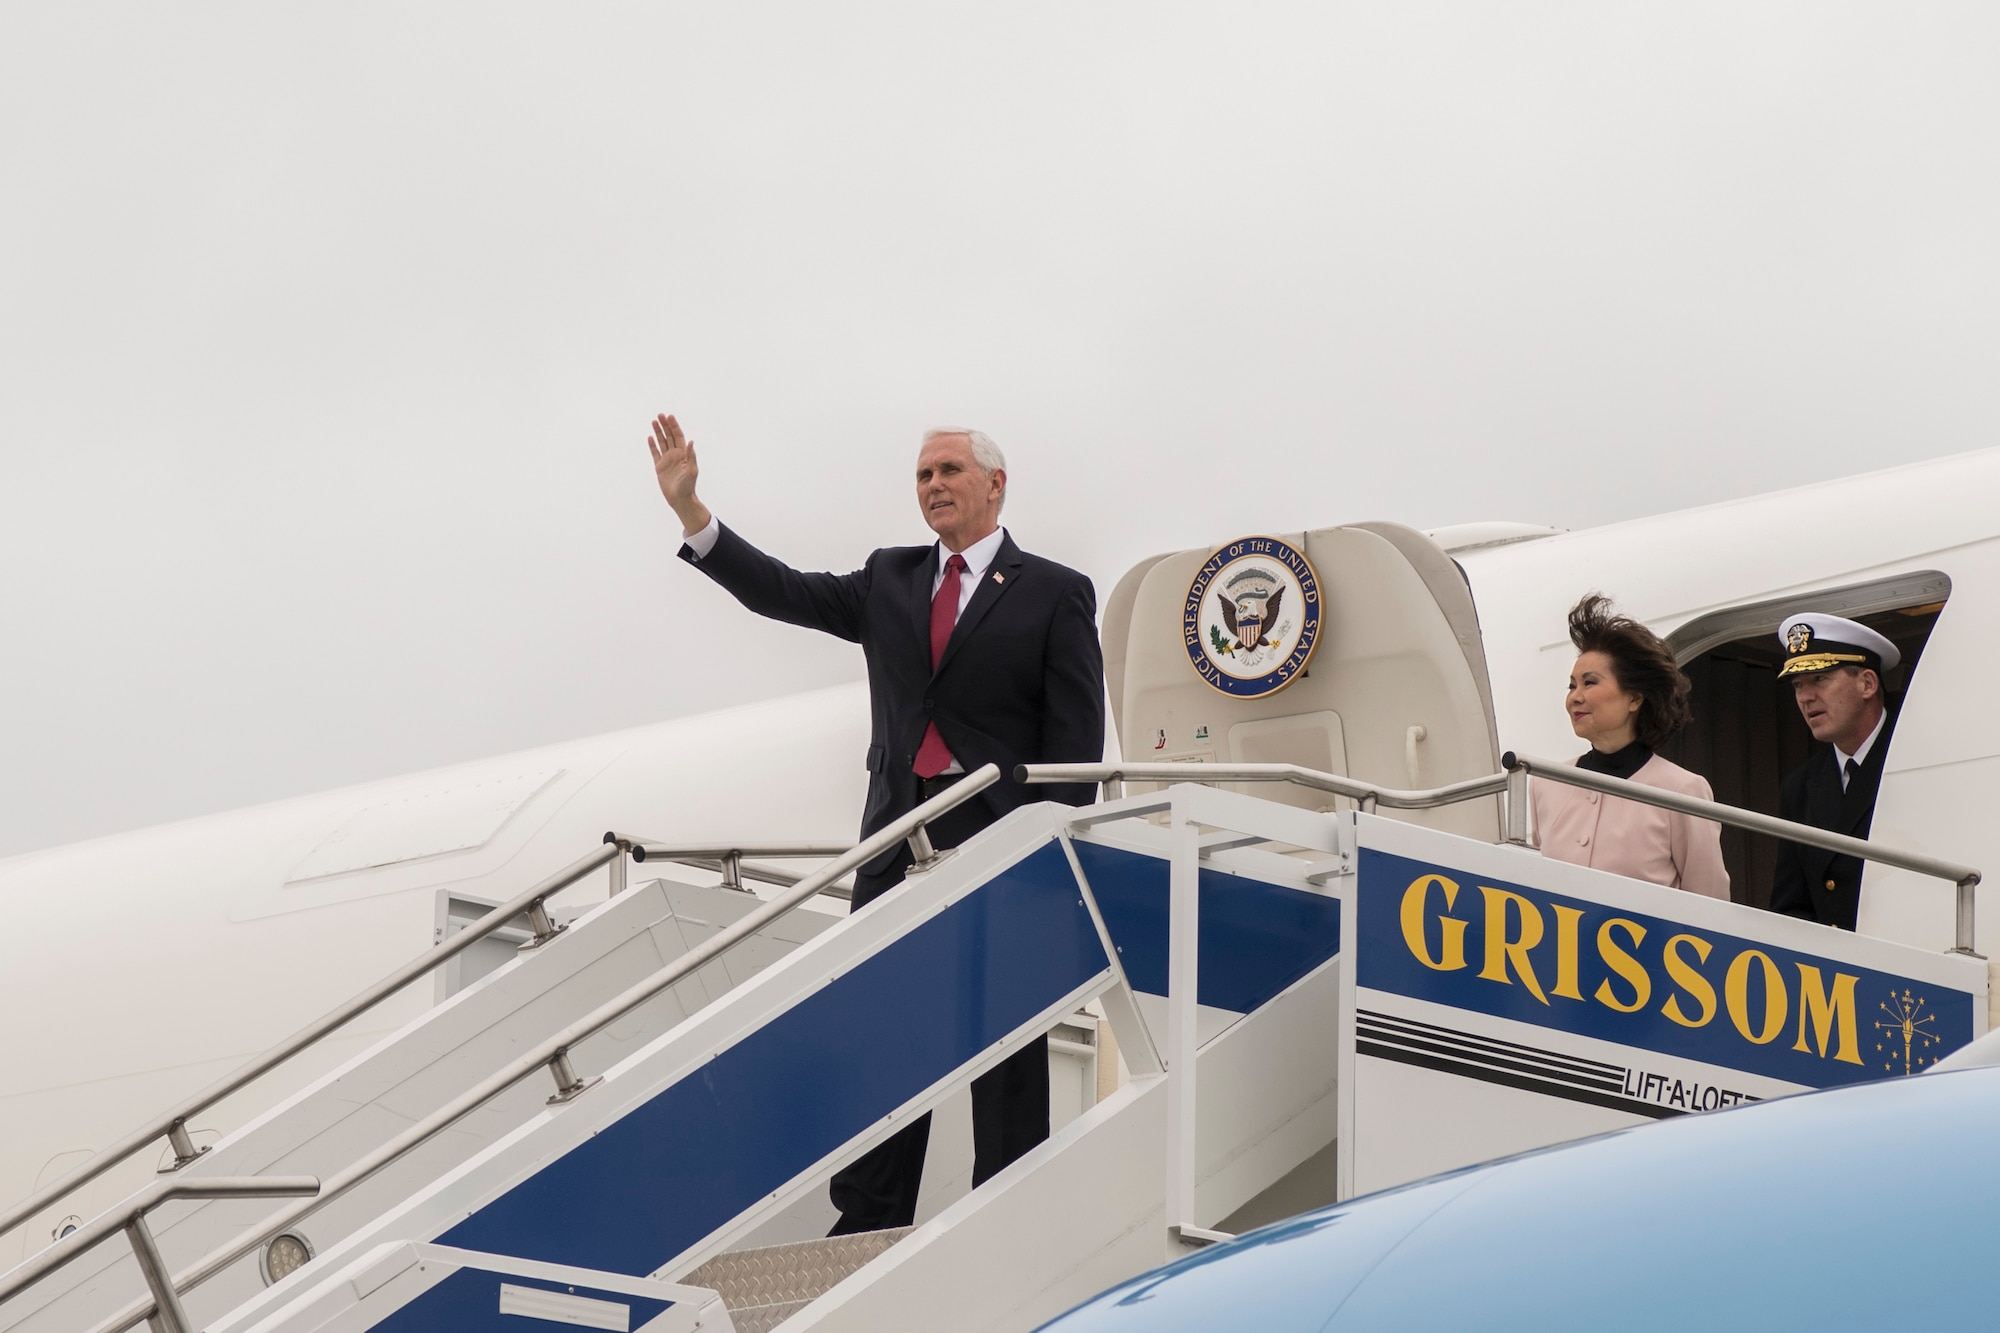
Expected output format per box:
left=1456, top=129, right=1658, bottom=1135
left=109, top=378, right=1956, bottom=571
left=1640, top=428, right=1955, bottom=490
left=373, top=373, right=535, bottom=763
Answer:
left=1768, top=613, right=1901, bottom=930
left=645, top=412, right=1105, bottom=1235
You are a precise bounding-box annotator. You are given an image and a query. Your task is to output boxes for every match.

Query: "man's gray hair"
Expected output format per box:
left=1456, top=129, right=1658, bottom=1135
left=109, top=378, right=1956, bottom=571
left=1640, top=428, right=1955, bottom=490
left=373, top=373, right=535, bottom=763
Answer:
left=924, top=427, right=1007, bottom=474
left=922, top=427, right=1008, bottom=509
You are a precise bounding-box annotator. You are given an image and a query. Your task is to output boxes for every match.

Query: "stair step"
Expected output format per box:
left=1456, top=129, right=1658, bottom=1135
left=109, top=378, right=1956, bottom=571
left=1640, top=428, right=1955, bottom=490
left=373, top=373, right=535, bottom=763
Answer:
left=685, top=1227, right=913, bottom=1328
left=727, top=1298, right=811, bottom=1333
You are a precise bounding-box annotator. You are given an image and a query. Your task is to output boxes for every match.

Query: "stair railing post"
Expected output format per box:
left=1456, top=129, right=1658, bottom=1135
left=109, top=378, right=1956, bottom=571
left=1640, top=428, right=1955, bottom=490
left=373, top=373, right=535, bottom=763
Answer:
left=1504, top=764, right=1531, bottom=846
left=1164, top=787, right=1200, bottom=1248
left=906, top=821, right=939, bottom=871
left=162, top=1119, right=203, bottom=1172
left=608, top=841, right=628, bottom=897
left=544, top=1047, right=596, bottom=1104
left=523, top=897, right=564, bottom=949
left=125, top=1212, right=192, bottom=1333
left=720, top=851, right=744, bottom=893
left=1956, top=875, right=1980, bottom=956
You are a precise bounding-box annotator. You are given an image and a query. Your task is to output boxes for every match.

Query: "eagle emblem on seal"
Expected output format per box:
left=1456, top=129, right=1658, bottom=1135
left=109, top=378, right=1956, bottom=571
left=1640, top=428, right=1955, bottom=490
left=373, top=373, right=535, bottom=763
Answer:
left=1218, top=572, right=1285, bottom=651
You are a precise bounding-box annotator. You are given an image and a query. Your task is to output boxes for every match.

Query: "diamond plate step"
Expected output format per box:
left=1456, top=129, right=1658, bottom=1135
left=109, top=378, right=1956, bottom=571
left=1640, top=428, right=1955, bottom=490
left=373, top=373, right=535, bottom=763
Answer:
left=724, top=1298, right=811, bottom=1333
left=686, top=1228, right=913, bottom=1331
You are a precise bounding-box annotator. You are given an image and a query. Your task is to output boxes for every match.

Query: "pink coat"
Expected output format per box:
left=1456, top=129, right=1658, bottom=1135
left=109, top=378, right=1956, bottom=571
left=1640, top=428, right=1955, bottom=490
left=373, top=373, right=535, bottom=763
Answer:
left=1531, top=754, right=1730, bottom=900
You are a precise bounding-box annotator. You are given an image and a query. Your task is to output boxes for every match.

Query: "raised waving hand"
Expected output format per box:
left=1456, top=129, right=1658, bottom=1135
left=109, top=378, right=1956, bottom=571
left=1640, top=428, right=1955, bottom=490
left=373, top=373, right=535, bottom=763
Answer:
left=647, top=413, right=712, bottom=536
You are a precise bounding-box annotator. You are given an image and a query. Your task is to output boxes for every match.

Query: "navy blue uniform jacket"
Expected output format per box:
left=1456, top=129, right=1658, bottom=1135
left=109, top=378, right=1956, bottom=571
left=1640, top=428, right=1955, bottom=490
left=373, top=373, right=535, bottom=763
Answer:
left=1769, top=711, right=1896, bottom=931
left=680, top=523, right=1105, bottom=874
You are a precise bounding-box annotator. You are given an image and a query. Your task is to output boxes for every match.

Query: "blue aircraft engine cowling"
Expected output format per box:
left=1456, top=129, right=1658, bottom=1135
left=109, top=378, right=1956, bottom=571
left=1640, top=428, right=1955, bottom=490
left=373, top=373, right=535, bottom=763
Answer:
left=1035, top=1064, right=2000, bottom=1331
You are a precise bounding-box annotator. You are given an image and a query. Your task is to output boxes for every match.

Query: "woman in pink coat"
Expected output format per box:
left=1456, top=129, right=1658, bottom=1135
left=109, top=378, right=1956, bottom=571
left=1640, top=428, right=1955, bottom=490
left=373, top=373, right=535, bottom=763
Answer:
left=1531, top=594, right=1729, bottom=900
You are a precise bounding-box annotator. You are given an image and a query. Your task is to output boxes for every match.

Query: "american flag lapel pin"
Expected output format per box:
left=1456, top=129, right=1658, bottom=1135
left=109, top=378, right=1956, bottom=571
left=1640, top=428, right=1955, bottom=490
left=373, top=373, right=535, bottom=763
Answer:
left=994, top=572, right=1005, bottom=584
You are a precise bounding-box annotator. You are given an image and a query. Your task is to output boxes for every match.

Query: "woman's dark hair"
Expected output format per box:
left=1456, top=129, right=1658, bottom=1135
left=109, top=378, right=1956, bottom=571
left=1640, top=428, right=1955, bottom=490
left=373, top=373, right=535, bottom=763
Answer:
left=1567, top=593, right=1693, bottom=747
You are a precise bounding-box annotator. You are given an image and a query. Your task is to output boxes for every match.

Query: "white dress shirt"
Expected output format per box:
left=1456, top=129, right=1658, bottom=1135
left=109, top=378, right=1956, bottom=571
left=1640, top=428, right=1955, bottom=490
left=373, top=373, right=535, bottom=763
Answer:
left=934, top=526, right=1007, bottom=615
left=927, top=527, right=1005, bottom=774
left=682, top=517, right=723, bottom=559
left=682, top=519, right=1008, bottom=774
left=1834, top=709, right=1888, bottom=791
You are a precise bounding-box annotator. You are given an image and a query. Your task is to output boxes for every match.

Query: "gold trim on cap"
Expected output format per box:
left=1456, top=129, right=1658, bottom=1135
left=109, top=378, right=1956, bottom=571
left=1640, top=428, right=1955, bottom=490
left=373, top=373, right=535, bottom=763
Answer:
left=1778, top=652, right=1867, bottom=678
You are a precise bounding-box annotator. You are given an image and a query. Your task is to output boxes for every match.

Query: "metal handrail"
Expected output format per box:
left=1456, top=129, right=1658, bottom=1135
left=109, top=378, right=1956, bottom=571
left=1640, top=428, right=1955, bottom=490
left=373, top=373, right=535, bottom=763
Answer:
left=628, top=842, right=852, bottom=862
left=38, top=767, right=1000, bottom=1333
left=623, top=840, right=857, bottom=899
left=1022, top=755, right=1985, bottom=954
left=1015, top=762, right=1509, bottom=811
left=0, top=844, right=623, bottom=1248
left=0, top=1178, right=318, bottom=1333
left=1506, top=752, right=1984, bottom=954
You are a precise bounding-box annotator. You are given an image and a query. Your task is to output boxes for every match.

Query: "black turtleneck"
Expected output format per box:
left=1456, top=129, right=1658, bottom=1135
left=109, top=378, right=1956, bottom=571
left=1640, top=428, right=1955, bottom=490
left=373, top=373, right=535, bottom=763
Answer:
left=1576, top=741, right=1653, bottom=781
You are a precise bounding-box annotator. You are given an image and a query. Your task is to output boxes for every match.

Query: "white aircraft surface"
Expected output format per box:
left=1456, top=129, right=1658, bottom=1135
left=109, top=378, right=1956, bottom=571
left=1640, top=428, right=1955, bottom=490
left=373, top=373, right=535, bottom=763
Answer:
left=2, top=447, right=1995, bottom=1332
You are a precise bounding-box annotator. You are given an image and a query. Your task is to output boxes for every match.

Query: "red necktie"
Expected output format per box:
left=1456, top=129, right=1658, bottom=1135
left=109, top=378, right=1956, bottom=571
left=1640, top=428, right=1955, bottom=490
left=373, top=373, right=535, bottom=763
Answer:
left=913, top=553, right=967, bottom=779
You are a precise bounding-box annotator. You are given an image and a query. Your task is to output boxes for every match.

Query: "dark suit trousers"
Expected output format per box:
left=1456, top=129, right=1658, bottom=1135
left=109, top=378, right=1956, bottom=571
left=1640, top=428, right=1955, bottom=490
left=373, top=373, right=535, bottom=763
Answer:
left=827, top=796, right=1052, bottom=1235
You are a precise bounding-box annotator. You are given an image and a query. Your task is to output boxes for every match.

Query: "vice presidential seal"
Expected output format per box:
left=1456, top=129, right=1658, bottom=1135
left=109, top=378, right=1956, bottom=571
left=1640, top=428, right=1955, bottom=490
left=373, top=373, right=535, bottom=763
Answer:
left=1183, top=536, right=1322, bottom=698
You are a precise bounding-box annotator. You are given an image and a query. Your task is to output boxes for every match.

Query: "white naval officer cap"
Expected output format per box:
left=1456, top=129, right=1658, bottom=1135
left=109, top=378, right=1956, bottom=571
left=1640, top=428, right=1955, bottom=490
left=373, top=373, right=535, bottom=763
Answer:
left=1775, top=613, right=1900, bottom=680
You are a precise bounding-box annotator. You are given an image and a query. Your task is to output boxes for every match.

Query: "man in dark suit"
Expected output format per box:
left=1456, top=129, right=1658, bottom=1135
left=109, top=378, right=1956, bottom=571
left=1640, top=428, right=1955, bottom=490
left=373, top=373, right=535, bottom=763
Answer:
left=646, top=412, right=1105, bottom=1234
left=1768, top=613, right=1901, bottom=931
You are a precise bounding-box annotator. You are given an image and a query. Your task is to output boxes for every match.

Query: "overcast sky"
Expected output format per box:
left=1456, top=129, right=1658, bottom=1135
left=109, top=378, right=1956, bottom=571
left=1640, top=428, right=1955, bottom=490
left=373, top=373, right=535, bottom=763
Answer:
left=3, top=4, right=1996, bottom=858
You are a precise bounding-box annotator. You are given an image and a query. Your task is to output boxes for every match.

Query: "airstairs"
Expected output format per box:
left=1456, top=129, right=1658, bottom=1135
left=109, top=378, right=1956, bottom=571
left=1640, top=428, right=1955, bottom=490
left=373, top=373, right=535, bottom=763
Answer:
left=0, top=760, right=1990, bottom=1333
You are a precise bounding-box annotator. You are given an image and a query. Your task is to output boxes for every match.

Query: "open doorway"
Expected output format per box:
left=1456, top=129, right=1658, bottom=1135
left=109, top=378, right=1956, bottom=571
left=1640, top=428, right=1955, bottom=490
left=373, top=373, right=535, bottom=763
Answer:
left=1655, top=571, right=1950, bottom=909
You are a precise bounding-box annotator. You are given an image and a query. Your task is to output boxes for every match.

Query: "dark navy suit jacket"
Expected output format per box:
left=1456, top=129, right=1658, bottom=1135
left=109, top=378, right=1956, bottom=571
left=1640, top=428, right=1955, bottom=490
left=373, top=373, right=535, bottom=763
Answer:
left=680, top=523, right=1105, bottom=876
left=1769, top=711, right=1896, bottom=931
